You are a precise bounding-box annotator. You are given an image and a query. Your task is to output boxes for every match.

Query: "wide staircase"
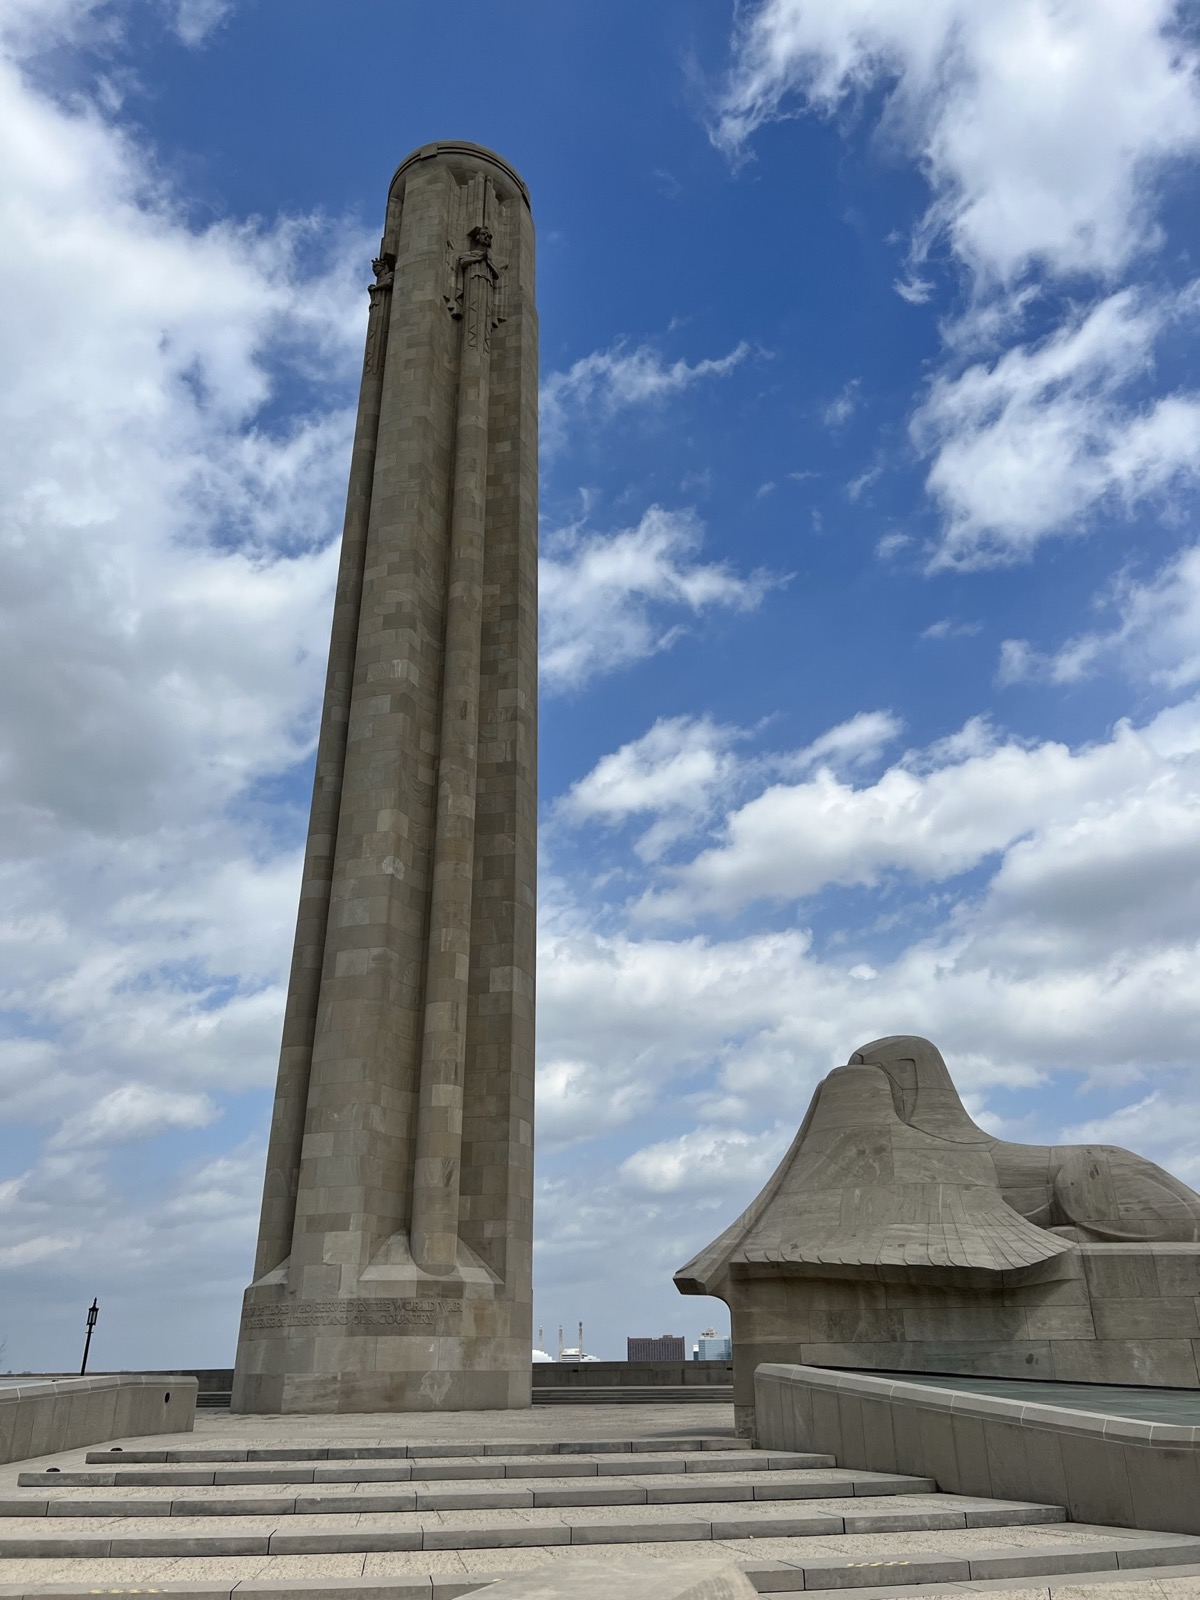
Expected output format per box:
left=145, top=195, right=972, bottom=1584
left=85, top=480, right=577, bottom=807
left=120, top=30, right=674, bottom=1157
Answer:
left=2, top=1426, right=1199, bottom=1596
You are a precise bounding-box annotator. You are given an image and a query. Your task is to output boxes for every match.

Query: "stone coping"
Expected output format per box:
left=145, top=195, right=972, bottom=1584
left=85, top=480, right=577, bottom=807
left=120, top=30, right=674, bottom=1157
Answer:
left=0, top=1379, right=190, bottom=1406
left=756, top=1365, right=1200, bottom=1448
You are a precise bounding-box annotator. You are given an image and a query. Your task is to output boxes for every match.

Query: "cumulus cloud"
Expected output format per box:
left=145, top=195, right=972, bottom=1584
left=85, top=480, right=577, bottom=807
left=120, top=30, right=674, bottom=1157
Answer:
left=557, top=710, right=899, bottom=862
left=536, top=699, right=1200, bottom=1243
left=541, top=339, right=750, bottom=456
left=914, top=289, right=1200, bottom=567
left=715, top=0, right=1200, bottom=286
left=637, top=699, right=1200, bottom=919
left=715, top=1, right=1200, bottom=565
left=539, top=507, right=778, bottom=691
left=0, top=0, right=367, bottom=1364
left=559, top=715, right=745, bottom=861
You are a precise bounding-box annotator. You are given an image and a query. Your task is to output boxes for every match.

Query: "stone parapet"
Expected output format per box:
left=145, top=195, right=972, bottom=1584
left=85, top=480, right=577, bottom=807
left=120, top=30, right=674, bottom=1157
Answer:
left=0, top=1374, right=196, bottom=1465
left=754, top=1361, right=1200, bottom=1535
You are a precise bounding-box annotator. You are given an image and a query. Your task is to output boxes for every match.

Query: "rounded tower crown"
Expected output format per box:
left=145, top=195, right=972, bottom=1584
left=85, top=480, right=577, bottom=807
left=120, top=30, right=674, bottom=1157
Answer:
left=390, top=141, right=530, bottom=210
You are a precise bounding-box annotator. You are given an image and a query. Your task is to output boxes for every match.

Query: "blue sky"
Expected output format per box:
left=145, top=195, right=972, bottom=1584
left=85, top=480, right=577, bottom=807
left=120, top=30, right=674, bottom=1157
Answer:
left=2, top=0, right=1200, bottom=1370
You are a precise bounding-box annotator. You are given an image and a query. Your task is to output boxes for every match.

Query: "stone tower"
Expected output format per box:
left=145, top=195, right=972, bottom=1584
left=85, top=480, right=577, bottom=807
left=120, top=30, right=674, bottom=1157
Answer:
left=232, top=142, right=537, bottom=1414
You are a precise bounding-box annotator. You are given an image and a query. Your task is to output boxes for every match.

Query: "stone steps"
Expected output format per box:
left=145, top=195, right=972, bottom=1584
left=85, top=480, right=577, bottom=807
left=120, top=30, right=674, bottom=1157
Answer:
left=1, top=1421, right=1198, bottom=1596
left=19, top=1451, right=826, bottom=1489
left=2, top=1467, right=944, bottom=1515
left=532, top=1387, right=733, bottom=1404
left=83, top=1435, right=750, bottom=1461
left=0, top=1498, right=1082, bottom=1559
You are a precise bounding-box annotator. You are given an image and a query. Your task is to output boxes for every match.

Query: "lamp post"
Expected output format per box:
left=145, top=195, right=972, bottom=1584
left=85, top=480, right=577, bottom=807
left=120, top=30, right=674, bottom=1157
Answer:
left=80, top=1298, right=99, bottom=1375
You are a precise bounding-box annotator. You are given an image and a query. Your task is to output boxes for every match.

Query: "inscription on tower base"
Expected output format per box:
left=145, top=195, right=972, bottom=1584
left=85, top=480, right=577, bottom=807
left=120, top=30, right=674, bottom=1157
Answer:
left=241, top=1298, right=463, bottom=1334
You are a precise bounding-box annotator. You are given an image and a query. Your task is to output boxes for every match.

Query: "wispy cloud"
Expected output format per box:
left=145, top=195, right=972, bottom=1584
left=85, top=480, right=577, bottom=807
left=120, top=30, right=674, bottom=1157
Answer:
left=541, top=339, right=750, bottom=455
left=922, top=618, right=982, bottom=641
left=540, top=507, right=779, bottom=691
left=822, top=378, right=860, bottom=428
left=999, top=543, right=1200, bottom=690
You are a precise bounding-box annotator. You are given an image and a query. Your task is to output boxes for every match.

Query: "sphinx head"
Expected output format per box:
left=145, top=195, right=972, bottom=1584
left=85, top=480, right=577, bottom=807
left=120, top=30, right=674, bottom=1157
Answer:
left=848, top=1035, right=981, bottom=1138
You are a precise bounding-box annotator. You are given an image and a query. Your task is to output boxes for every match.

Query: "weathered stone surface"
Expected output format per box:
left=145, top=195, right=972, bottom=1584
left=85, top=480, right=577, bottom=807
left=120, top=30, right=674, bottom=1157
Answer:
left=232, top=142, right=536, bottom=1414
left=756, top=1361, right=1200, bottom=1538
left=403, top=1557, right=760, bottom=1599
left=678, top=1036, right=1200, bottom=1429
left=0, top=1377, right=195, bottom=1466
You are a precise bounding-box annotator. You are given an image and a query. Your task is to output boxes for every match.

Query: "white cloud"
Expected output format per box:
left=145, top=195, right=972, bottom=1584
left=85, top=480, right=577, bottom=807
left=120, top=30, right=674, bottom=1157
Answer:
left=716, top=0, right=1200, bottom=287
left=785, top=709, right=902, bottom=774
left=0, top=1236, right=80, bottom=1271
left=922, top=618, right=981, bottom=641
left=1001, top=543, right=1200, bottom=690
left=534, top=687, right=1200, bottom=1349
left=49, top=1083, right=218, bottom=1149
left=538, top=1057, right=659, bottom=1147
left=0, top=0, right=233, bottom=53
left=637, top=699, right=1200, bottom=920
left=539, top=507, right=777, bottom=691
left=559, top=715, right=743, bottom=862
left=620, top=1124, right=789, bottom=1195
left=716, top=3, right=1200, bottom=565
left=541, top=339, right=750, bottom=456
left=537, top=696, right=1200, bottom=1171
left=914, top=289, right=1200, bottom=567
left=558, top=710, right=898, bottom=862
left=170, top=0, right=233, bottom=45
left=875, top=532, right=910, bottom=560
left=0, top=5, right=364, bottom=1212
left=895, top=276, right=934, bottom=306
left=822, top=379, right=860, bottom=428
left=846, top=463, right=883, bottom=502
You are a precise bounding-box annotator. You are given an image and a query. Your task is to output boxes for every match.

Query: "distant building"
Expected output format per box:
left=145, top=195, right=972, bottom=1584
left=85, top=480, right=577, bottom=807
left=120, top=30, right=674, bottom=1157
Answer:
left=627, top=1333, right=686, bottom=1362
left=692, top=1328, right=732, bottom=1361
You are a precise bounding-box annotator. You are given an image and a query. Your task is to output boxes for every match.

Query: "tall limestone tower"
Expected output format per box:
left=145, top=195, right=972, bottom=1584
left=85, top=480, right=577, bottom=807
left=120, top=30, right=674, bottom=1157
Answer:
left=232, top=142, right=536, bottom=1413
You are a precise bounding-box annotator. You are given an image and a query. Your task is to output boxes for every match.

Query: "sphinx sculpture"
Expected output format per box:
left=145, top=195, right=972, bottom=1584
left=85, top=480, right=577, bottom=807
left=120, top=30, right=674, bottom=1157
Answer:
left=677, top=1036, right=1200, bottom=1434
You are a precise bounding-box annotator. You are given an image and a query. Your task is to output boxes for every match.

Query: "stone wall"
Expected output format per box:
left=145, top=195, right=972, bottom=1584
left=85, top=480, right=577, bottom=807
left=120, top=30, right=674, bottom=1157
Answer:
left=533, top=1362, right=734, bottom=1388
left=728, top=1242, right=1200, bottom=1435
left=755, top=1362, right=1200, bottom=1536
left=0, top=1375, right=196, bottom=1465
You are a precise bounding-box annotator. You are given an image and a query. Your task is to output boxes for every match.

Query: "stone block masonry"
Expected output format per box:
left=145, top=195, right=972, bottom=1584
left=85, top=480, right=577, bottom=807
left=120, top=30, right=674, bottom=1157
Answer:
left=232, top=142, right=536, bottom=1414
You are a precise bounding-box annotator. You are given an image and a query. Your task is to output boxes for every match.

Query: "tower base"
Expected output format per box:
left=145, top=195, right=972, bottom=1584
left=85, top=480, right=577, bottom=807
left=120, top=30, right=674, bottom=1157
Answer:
left=231, top=1243, right=531, bottom=1414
